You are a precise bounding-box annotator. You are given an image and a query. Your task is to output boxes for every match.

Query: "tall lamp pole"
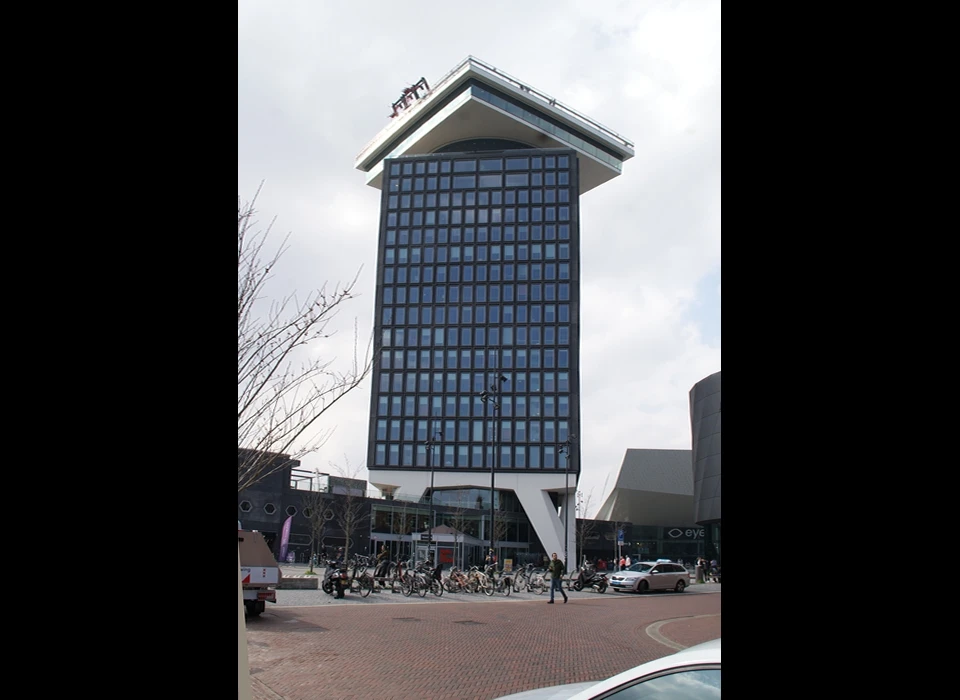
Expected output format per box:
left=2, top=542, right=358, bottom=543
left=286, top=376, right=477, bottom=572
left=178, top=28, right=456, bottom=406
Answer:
left=558, top=434, right=576, bottom=569
left=480, top=365, right=507, bottom=558
left=424, top=420, right=441, bottom=561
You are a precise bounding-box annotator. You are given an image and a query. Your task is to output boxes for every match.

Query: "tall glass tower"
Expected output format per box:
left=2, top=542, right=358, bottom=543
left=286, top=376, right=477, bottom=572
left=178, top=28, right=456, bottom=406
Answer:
left=355, top=57, right=632, bottom=563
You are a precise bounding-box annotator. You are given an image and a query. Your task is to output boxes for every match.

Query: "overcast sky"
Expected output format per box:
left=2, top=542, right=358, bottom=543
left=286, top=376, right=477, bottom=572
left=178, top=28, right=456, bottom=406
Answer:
left=238, top=0, right=721, bottom=518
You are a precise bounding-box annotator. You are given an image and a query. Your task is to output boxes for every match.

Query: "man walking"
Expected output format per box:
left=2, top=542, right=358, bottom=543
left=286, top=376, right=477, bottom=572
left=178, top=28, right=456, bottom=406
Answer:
left=548, top=552, right=568, bottom=604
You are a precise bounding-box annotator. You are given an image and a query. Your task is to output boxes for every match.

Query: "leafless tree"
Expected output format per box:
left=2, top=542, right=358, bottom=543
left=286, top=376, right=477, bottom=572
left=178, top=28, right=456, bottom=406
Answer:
left=392, top=499, right=417, bottom=564
left=493, top=506, right=509, bottom=555
left=443, top=491, right=472, bottom=569
left=299, top=472, right=330, bottom=574
left=575, top=489, right=597, bottom=565
left=327, top=457, right=370, bottom=565
left=238, top=189, right=374, bottom=492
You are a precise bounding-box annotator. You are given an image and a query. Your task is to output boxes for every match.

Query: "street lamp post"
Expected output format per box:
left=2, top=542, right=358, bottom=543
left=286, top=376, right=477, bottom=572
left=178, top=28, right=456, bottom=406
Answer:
left=424, top=420, right=441, bottom=561
left=480, top=366, right=507, bottom=558
left=558, top=434, right=576, bottom=570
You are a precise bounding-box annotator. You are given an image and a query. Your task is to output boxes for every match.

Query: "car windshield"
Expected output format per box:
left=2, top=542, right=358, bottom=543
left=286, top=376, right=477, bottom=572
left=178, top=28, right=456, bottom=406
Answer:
left=627, top=563, right=652, bottom=572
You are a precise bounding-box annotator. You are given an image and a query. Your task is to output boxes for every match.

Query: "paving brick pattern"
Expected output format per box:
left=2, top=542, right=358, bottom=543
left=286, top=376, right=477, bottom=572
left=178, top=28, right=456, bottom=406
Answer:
left=245, top=591, right=720, bottom=700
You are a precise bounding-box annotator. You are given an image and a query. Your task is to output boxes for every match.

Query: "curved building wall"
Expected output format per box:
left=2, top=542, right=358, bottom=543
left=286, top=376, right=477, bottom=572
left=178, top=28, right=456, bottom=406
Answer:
left=689, top=371, right=721, bottom=524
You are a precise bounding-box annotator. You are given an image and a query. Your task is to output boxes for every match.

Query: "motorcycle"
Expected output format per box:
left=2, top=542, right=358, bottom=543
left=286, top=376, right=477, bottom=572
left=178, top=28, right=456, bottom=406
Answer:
left=572, top=559, right=608, bottom=593
left=321, top=559, right=349, bottom=598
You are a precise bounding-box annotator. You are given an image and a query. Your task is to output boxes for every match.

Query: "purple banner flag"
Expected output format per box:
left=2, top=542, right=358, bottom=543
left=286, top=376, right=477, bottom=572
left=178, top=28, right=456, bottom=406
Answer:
left=279, top=515, right=293, bottom=562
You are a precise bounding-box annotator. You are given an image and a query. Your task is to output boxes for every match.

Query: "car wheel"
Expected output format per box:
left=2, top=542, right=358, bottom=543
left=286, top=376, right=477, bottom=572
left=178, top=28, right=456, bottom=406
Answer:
left=675, top=580, right=686, bottom=593
left=637, top=580, right=649, bottom=593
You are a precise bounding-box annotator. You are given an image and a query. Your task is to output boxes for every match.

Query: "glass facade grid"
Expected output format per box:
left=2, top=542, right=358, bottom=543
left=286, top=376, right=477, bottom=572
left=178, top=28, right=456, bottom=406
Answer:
left=371, top=149, right=579, bottom=474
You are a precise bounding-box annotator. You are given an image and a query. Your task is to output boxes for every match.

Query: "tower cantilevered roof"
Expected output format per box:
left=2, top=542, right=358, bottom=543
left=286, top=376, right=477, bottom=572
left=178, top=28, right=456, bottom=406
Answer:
left=355, top=56, right=634, bottom=195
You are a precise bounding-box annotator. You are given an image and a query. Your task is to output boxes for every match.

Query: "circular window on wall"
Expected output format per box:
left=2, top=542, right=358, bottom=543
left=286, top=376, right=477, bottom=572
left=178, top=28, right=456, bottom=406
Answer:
left=264, top=503, right=277, bottom=515
left=239, top=501, right=252, bottom=513
left=285, top=505, right=298, bottom=517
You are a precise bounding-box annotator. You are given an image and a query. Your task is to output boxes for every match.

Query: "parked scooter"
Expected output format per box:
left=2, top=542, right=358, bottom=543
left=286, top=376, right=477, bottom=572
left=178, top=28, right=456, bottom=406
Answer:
left=572, top=557, right=608, bottom=593
left=321, top=551, right=349, bottom=598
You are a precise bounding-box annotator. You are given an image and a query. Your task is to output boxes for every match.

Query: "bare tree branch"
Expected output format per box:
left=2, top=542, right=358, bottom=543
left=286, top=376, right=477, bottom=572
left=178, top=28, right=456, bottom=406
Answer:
left=299, top=472, right=330, bottom=573
left=328, top=456, right=371, bottom=565
left=575, top=489, right=598, bottom=564
left=444, top=491, right=472, bottom=569
left=238, top=190, right=375, bottom=491
left=493, top=506, right=509, bottom=554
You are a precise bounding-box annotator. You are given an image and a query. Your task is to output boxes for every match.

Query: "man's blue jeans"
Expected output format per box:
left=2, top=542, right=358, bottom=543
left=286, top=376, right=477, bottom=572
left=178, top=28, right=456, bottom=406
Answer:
left=550, top=577, right=566, bottom=601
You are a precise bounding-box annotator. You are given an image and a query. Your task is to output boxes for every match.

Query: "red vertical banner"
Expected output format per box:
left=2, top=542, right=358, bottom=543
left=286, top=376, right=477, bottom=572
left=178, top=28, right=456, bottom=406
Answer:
left=279, top=515, right=293, bottom=562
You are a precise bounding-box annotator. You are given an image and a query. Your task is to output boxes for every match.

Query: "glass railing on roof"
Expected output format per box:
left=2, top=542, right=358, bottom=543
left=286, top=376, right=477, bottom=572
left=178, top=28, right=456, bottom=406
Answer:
left=356, top=55, right=632, bottom=165
left=471, top=86, right=622, bottom=171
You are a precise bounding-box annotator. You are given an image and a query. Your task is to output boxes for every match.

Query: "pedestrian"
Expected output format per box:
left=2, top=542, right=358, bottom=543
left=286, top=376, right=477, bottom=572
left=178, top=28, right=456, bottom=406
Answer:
left=375, top=544, right=390, bottom=582
left=619, top=555, right=625, bottom=570
left=597, top=558, right=607, bottom=571
left=547, top=552, right=568, bottom=604
left=625, top=555, right=632, bottom=568
left=696, top=555, right=706, bottom=583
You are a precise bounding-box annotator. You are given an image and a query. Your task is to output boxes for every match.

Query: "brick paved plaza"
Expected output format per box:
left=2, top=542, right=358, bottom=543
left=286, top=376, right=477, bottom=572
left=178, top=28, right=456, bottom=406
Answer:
left=245, top=590, right=721, bottom=700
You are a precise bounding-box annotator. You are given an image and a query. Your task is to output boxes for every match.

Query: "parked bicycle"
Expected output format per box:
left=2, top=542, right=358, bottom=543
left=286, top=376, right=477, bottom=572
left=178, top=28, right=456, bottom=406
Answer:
left=385, top=559, right=411, bottom=595
left=348, top=555, right=376, bottom=598
left=486, top=565, right=512, bottom=597
left=413, top=560, right=443, bottom=598
left=443, top=566, right=470, bottom=593
left=427, top=563, right=444, bottom=597
left=467, top=565, right=495, bottom=596
left=512, top=563, right=535, bottom=592
left=525, top=567, right=548, bottom=595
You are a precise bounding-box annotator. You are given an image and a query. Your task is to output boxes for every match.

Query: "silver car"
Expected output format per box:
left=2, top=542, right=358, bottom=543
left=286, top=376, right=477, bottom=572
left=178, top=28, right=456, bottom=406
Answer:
left=494, top=638, right=721, bottom=699
left=609, top=560, right=690, bottom=593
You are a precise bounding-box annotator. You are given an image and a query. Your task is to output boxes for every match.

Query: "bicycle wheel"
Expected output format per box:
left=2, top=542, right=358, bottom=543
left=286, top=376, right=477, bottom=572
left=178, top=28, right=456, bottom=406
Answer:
left=500, top=580, right=511, bottom=597
left=417, top=577, right=428, bottom=597
left=402, top=575, right=414, bottom=597
left=481, top=577, right=495, bottom=596
left=530, top=579, right=544, bottom=595
left=431, top=580, right=443, bottom=597
left=358, top=575, right=372, bottom=598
